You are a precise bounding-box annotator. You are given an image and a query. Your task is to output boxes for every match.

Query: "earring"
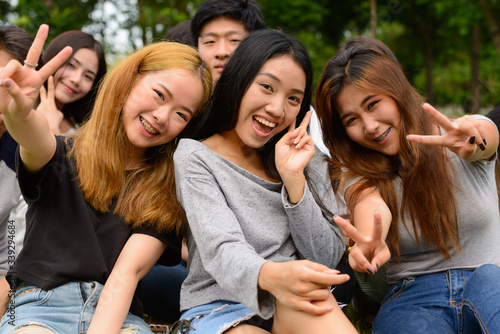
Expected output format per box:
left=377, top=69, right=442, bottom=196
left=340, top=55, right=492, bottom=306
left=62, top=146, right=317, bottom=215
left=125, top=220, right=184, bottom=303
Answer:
left=159, top=144, right=167, bottom=153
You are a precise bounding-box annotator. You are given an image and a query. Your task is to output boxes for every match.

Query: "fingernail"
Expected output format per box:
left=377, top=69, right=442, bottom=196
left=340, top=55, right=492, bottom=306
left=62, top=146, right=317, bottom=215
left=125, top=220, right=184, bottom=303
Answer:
left=0, top=79, right=3, bottom=86
left=5, top=80, right=11, bottom=88
left=483, top=138, right=487, bottom=146
left=421, top=102, right=426, bottom=106
left=469, top=136, right=475, bottom=145
left=367, top=266, right=374, bottom=275
left=479, top=143, right=486, bottom=151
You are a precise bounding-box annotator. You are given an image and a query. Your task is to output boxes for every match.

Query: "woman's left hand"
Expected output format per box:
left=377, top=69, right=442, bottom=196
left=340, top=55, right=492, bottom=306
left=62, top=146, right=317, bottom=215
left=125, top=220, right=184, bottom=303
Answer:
left=275, top=111, right=315, bottom=203
left=407, top=103, right=497, bottom=161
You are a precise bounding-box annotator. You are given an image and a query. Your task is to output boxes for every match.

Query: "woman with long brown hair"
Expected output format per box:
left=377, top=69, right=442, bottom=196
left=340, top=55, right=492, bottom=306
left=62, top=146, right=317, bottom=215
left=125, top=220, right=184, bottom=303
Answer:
left=315, top=46, right=500, bottom=333
left=0, top=24, right=211, bottom=333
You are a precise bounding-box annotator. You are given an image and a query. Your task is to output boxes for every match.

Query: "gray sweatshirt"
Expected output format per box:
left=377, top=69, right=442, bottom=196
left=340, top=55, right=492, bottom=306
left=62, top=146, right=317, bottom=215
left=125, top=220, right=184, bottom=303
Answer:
left=174, top=138, right=344, bottom=319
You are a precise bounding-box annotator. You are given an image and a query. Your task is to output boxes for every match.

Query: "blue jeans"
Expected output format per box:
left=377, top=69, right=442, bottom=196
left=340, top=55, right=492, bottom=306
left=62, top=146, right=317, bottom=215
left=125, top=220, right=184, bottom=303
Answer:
left=173, top=300, right=264, bottom=334
left=373, top=264, right=500, bottom=333
left=0, top=281, right=152, bottom=333
left=142, top=261, right=187, bottom=322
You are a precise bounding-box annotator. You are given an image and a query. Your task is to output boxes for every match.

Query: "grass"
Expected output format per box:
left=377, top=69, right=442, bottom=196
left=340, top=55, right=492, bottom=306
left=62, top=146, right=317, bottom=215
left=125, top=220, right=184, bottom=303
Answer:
left=343, top=304, right=374, bottom=334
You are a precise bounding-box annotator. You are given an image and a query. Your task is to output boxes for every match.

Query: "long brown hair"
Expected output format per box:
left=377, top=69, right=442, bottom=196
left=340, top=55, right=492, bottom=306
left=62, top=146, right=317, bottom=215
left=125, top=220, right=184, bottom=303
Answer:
left=69, top=42, right=212, bottom=235
left=315, top=47, right=459, bottom=260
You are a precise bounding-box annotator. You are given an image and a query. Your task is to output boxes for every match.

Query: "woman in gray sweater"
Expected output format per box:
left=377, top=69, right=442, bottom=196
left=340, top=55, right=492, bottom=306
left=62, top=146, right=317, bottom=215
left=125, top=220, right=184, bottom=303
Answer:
left=172, top=29, right=356, bottom=334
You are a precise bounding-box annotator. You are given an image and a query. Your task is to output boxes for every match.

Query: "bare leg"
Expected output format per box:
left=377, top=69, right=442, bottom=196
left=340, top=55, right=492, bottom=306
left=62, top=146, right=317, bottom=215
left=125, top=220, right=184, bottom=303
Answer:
left=225, top=324, right=271, bottom=334
left=14, top=325, right=55, bottom=334
left=272, top=294, right=357, bottom=334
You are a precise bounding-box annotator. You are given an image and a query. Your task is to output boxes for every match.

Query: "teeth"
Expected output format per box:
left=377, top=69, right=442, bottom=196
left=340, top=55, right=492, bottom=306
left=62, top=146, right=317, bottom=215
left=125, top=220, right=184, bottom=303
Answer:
left=374, top=128, right=390, bottom=142
left=140, top=116, right=159, bottom=135
left=254, top=116, right=277, bottom=128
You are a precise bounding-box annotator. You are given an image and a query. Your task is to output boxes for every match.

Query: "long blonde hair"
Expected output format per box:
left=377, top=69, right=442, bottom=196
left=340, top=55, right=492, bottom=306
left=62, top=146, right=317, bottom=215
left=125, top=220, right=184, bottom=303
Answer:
left=69, top=42, right=212, bottom=235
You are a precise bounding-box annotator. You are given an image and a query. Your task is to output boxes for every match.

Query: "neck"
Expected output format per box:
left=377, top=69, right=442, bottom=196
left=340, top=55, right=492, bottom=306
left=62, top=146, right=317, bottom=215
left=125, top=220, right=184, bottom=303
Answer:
left=204, top=131, right=276, bottom=182
left=125, top=144, right=147, bottom=170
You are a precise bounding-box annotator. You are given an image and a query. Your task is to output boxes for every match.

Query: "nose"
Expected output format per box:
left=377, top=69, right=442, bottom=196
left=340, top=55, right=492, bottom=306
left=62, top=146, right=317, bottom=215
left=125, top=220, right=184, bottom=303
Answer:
left=264, top=96, right=285, bottom=118
left=68, top=69, right=84, bottom=87
left=215, top=40, right=231, bottom=60
left=363, top=116, right=379, bottom=134
left=152, top=106, right=170, bottom=127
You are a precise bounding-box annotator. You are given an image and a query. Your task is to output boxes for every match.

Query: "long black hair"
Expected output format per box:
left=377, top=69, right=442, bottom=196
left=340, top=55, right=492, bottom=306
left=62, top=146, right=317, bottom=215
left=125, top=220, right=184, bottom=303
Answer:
left=43, top=30, right=107, bottom=125
left=192, top=28, right=313, bottom=180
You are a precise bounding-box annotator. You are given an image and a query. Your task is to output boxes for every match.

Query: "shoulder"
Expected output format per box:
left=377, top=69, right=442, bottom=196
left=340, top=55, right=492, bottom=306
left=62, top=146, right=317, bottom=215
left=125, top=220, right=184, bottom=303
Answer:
left=174, top=138, right=211, bottom=164
left=174, top=138, right=219, bottom=179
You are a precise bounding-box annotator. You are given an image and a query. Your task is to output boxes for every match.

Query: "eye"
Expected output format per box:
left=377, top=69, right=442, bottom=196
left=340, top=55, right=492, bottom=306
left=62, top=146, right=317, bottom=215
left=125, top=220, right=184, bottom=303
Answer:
left=230, top=39, right=241, bottom=43
left=154, top=89, right=164, bottom=101
left=67, top=62, right=75, bottom=69
left=288, top=96, right=301, bottom=106
left=203, top=40, right=215, bottom=45
left=84, top=74, right=95, bottom=82
left=260, top=83, right=273, bottom=92
left=367, top=100, right=378, bottom=110
left=344, top=117, right=356, bottom=126
left=177, top=112, right=188, bottom=121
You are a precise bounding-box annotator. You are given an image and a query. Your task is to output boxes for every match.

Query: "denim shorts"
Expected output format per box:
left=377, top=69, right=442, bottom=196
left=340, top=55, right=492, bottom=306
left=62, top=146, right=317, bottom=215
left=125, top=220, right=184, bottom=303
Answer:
left=373, top=264, right=500, bottom=334
left=172, top=301, right=271, bottom=334
left=0, top=281, right=152, bottom=333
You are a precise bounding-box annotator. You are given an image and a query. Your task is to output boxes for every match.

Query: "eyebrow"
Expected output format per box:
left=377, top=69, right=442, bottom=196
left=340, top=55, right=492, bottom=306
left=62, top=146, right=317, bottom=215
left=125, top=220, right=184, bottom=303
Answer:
left=257, top=73, right=305, bottom=95
left=200, top=30, right=246, bottom=38
left=70, top=57, right=97, bottom=76
left=158, top=83, right=194, bottom=115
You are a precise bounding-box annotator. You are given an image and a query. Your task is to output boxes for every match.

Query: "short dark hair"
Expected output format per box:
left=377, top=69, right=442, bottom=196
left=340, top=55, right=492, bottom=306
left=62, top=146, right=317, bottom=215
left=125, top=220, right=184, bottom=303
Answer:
left=43, top=30, right=107, bottom=125
left=191, top=0, right=266, bottom=47
left=193, top=29, right=312, bottom=179
left=163, top=20, right=195, bottom=47
left=0, top=25, right=44, bottom=69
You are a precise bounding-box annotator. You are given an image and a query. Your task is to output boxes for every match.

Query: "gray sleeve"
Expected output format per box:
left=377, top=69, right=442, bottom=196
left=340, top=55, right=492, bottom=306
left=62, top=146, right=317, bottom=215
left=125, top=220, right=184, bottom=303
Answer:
left=282, top=152, right=345, bottom=268
left=176, top=153, right=274, bottom=317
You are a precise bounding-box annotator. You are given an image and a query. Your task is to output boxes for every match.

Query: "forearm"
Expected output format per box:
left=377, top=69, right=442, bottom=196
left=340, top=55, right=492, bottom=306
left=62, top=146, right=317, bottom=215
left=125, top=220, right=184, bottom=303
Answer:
left=88, top=234, right=166, bottom=333
left=282, top=172, right=306, bottom=204
left=351, top=188, right=392, bottom=239
left=4, top=109, right=56, bottom=172
left=286, top=183, right=344, bottom=267
left=0, top=278, right=11, bottom=318
left=87, top=268, right=137, bottom=334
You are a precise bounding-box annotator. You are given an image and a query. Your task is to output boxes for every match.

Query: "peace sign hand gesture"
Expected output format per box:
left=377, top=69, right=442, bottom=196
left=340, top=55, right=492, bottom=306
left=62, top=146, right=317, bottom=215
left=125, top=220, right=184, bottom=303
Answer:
left=407, top=103, right=496, bottom=161
left=275, top=111, right=315, bottom=204
left=334, top=211, right=391, bottom=275
left=0, top=24, right=72, bottom=121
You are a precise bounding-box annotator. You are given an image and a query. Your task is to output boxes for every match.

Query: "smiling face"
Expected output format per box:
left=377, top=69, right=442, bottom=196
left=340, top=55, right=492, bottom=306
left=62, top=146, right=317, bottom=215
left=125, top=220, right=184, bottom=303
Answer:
left=53, top=48, right=99, bottom=108
left=122, top=68, right=204, bottom=158
left=230, top=55, right=306, bottom=149
left=197, top=16, right=248, bottom=82
left=336, top=84, right=402, bottom=156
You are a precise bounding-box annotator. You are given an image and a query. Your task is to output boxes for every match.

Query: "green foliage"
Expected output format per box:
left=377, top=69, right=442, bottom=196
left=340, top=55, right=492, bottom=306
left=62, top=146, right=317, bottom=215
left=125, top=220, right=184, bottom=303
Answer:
left=7, top=0, right=98, bottom=42
left=2, top=0, right=500, bottom=109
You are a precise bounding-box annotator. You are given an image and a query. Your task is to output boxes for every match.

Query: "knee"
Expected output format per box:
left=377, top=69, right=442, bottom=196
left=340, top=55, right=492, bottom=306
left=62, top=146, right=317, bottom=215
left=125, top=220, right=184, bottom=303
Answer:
left=14, top=325, right=55, bottom=334
left=473, top=264, right=500, bottom=279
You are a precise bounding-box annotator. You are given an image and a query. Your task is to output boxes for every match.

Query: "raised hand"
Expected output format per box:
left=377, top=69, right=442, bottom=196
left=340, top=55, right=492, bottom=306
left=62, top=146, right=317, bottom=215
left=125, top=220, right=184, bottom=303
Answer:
left=334, top=211, right=390, bottom=275
left=407, top=103, right=495, bottom=161
left=37, top=76, right=64, bottom=134
left=275, top=111, right=315, bottom=203
left=0, top=24, right=72, bottom=120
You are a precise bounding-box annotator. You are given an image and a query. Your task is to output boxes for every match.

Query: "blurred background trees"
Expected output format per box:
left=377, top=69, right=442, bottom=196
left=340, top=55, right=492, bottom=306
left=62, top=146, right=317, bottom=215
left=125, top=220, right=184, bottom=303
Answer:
left=2, top=0, right=500, bottom=113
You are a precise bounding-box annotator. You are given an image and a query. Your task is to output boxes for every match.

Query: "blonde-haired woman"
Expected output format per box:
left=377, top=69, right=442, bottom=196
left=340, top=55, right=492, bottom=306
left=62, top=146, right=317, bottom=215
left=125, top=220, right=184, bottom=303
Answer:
left=0, top=24, right=211, bottom=333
